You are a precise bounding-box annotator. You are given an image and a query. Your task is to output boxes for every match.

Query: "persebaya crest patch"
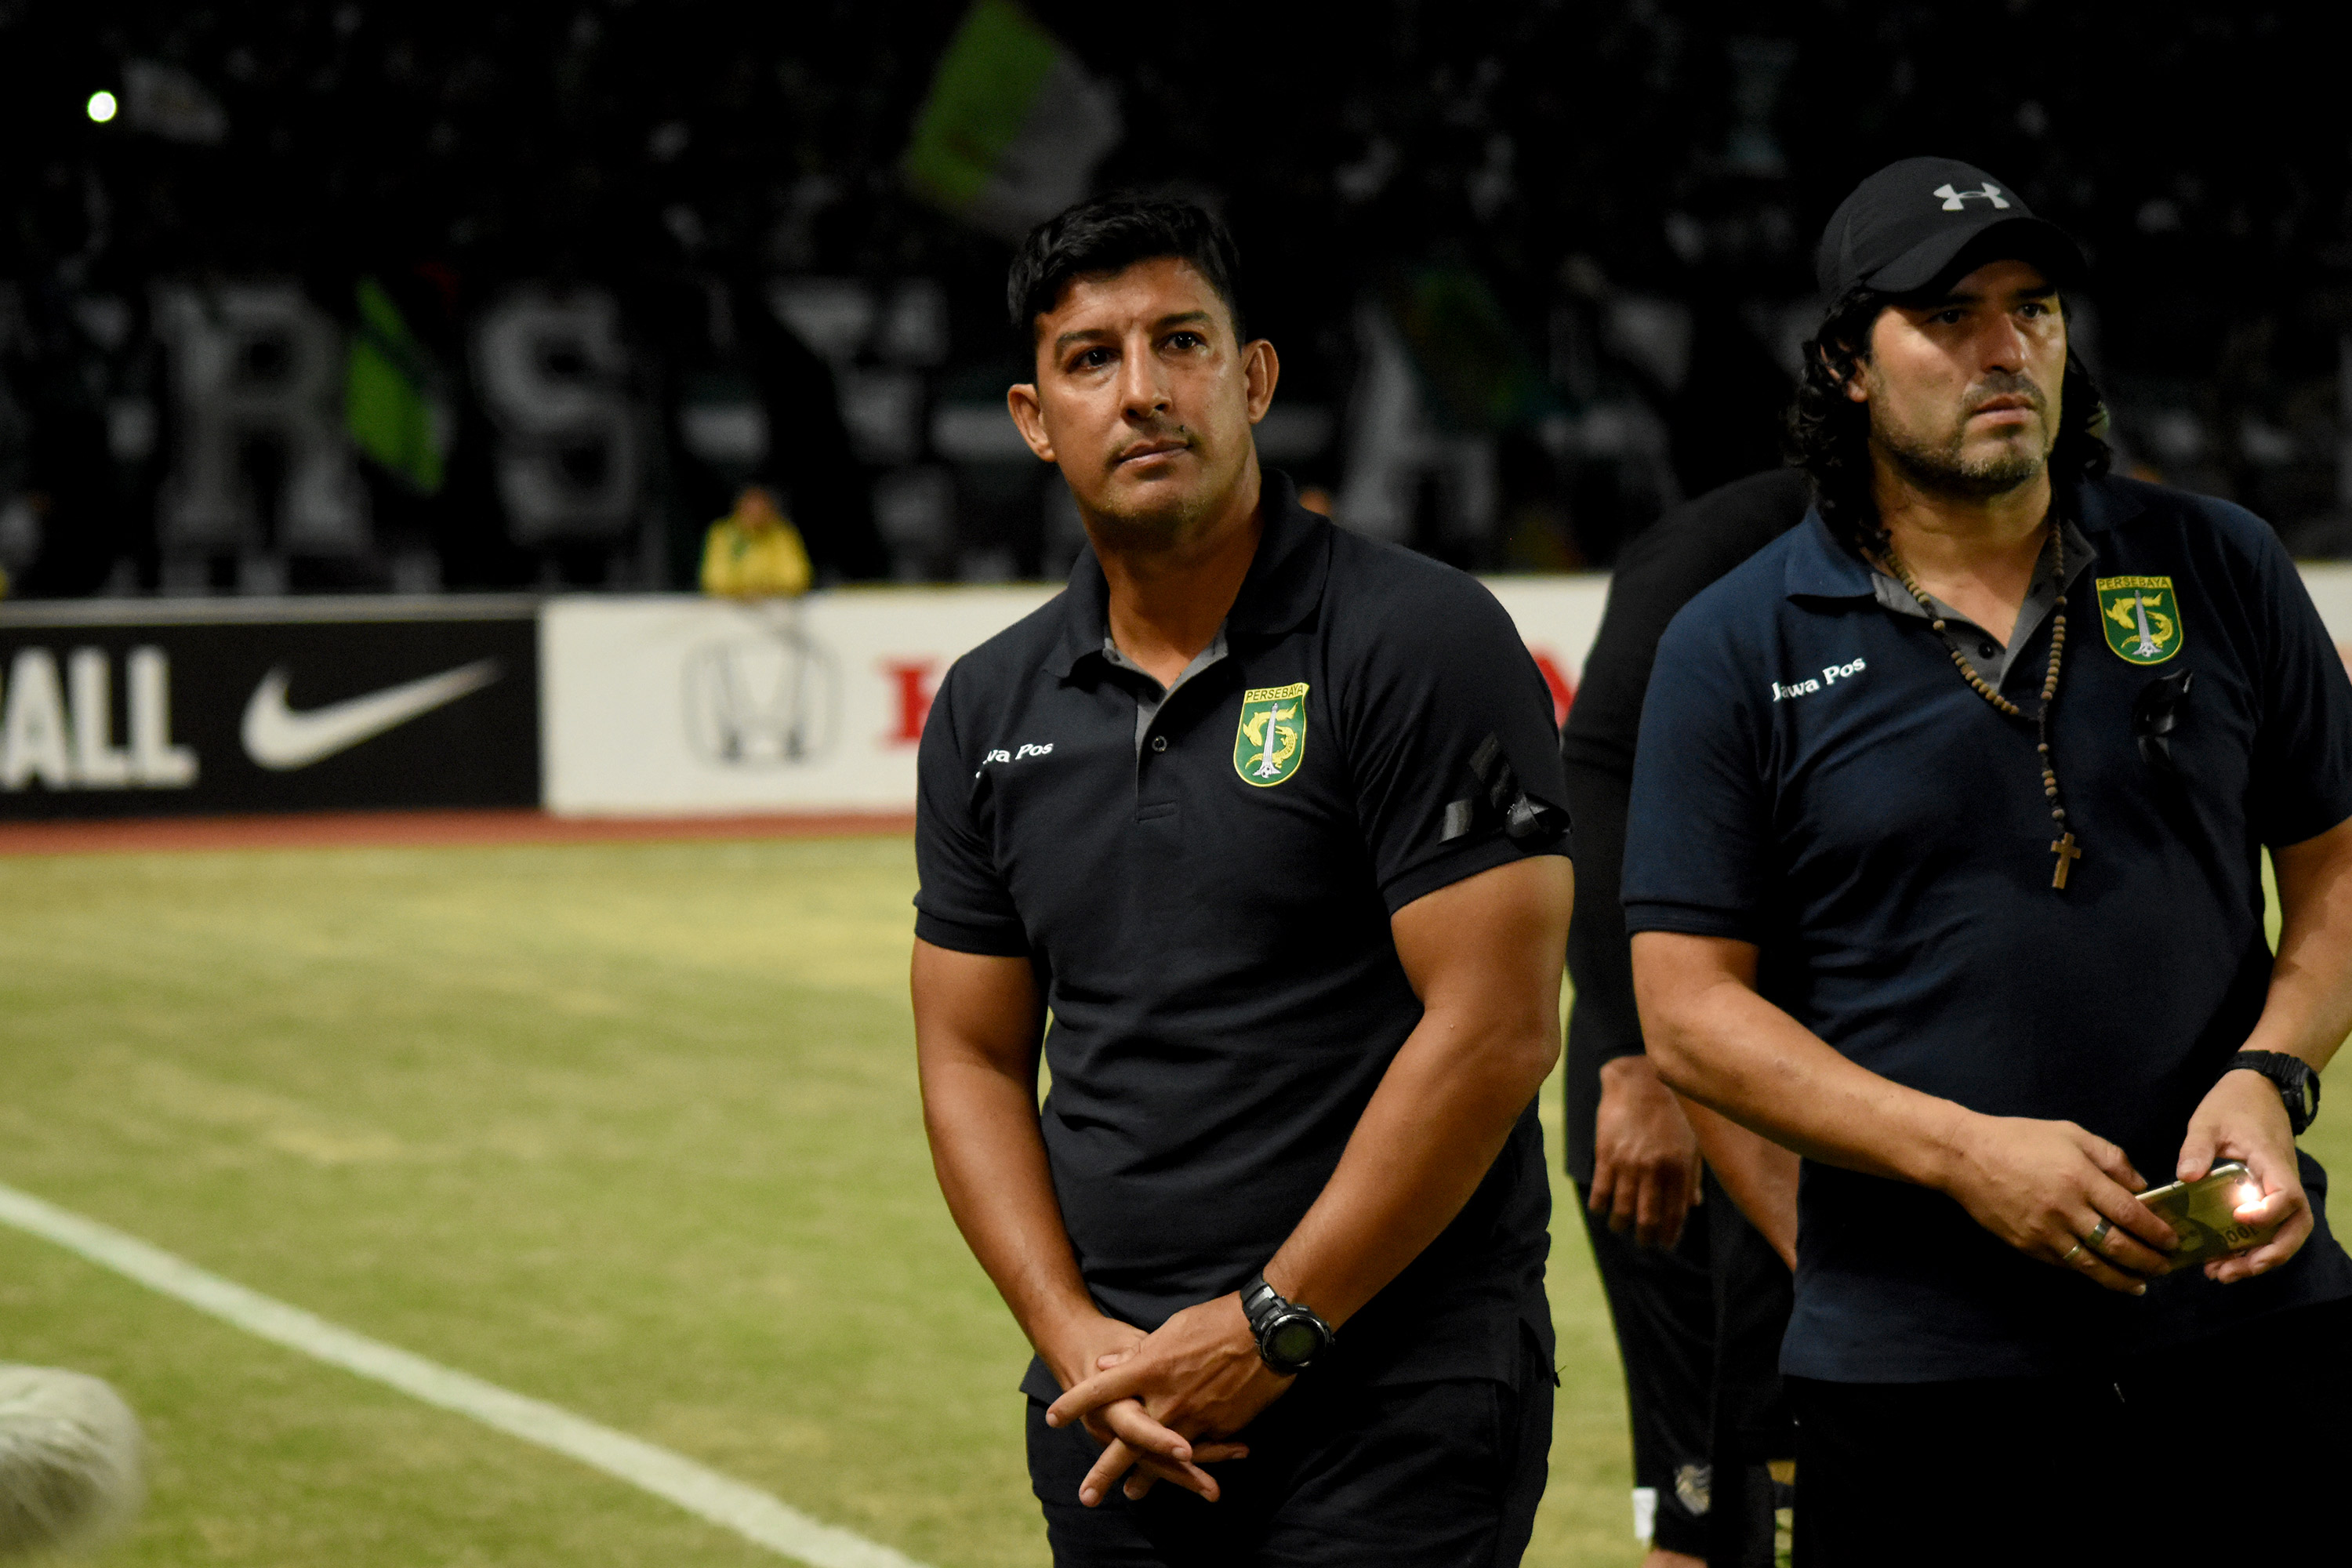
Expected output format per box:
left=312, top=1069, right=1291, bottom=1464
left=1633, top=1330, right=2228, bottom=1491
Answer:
left=2095, top=575, right=2185, bottom=665
left=1234, top=682, right=1308, bottom=787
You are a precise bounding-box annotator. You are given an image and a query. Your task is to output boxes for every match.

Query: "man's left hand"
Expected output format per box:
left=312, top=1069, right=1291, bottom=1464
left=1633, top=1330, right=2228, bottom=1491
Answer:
left=1044, top=1291, right=1293, bottom=1505
left=2178, top=1067, right=2313, bottom=1283
left=1589, top=1054, right=1705, bottom=1249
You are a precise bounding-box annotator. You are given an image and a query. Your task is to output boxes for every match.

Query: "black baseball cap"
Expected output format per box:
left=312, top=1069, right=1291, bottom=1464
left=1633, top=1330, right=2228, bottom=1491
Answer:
left=1815, top=156, right=2085, bottom=300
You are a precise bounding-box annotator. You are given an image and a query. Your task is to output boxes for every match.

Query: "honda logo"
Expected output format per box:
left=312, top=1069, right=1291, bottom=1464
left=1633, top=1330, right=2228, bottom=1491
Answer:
left=681, top=620, right=840, bottom=768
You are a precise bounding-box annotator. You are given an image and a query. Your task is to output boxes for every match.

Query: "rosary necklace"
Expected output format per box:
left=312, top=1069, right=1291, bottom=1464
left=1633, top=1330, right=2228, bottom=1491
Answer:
left=1882, top=521, right=2080, bottom=890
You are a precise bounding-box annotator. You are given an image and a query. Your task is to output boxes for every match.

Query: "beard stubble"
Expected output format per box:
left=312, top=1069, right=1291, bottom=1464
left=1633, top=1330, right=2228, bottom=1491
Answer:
left=1873, top=369, right=2058, bottom=500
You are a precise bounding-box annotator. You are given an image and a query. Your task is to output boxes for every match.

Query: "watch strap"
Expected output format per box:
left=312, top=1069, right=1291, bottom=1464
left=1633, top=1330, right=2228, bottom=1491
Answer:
left=1240, top=1272, right=1283, bottom=1336
left=2227, top=1050, right=2319, bottom=1135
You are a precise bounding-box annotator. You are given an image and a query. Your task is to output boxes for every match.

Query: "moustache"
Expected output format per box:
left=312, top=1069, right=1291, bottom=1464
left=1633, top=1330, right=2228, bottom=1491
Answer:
left=1107, top=426, right=1196, bottom=468
left=1965, top=373, right=2049, bottom=419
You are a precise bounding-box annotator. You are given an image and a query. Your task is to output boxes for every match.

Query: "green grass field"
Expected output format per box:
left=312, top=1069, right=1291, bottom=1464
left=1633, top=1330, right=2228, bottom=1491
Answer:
left=0, top=836, right=1636, bottom=1566
left=8, top=836, right=2343, bottom=1566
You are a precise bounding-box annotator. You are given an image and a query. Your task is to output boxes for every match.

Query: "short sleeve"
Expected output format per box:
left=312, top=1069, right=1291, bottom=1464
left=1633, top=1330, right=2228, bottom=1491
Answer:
left=1344, top=571, right=1572, bottom=914
left=912, top=664, right=1030, bottom=956
left=2246, top=526, right=2352, bottom=847
left=1621, top=603, right=1774, bottom=940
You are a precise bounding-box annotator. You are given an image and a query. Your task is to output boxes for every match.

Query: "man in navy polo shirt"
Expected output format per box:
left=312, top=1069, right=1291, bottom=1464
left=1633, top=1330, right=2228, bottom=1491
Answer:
left=909, top=198, right=1573, bottom=1566
left=1626, top=157, right=2352, bottom=1561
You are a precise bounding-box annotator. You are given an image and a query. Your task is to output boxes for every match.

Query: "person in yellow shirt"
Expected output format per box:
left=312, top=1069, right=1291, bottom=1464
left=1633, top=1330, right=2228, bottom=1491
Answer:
left=700, top=485, right=812, bottom=598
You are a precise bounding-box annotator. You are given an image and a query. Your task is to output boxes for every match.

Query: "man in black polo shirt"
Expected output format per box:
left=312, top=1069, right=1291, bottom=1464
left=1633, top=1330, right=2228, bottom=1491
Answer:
left=1626, top=157, right=2352, bottom=1561
left=1562, top=467, right=1807, bottom=1566
left=909, top=198, right=1573, bottom=1566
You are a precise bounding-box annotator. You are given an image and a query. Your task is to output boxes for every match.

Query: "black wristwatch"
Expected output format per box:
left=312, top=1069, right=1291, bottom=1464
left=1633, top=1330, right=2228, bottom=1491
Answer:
left=1240, top=1272, right=1334, bottom=1376
left=2226, top=1051, right=2321, bottom=1136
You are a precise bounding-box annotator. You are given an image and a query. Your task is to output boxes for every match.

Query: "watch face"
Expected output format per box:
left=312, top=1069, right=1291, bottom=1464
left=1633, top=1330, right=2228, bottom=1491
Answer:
left=1266, top=1316, right=1323, bottom=1368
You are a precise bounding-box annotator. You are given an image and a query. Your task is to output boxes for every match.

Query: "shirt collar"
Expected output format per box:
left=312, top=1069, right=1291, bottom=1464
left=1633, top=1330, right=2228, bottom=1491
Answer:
left=1783, top=508, right=1878, bottom=602
left=1782, top=479, right=2105, bottom=607
left=1044, top=467, right=1330, bottom=680
left=1864, top=514, right=2100, bottom=621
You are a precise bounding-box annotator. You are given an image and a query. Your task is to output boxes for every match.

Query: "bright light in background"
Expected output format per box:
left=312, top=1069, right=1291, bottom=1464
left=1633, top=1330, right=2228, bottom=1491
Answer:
left=86, top=90, right=118, bottom=123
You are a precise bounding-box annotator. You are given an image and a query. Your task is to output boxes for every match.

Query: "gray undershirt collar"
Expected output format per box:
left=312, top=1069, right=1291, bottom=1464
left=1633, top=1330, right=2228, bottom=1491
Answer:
left=1101, top=625, right=1231, bottom=753
left=1871, top=516, right=2098, bottom=691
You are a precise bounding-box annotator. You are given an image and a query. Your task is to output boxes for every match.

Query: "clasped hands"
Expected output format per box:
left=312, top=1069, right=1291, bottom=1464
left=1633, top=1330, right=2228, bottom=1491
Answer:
left=1943, top=1067, right=2312, bottom=1294
left=1043, top=1292, right=1295, bottom=1508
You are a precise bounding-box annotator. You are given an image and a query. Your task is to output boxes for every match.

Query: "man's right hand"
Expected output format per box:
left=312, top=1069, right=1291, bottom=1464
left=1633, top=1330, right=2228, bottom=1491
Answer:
left=1936, top=1113, right=2176, bottom=1294
left=1589, top=1054, right=1705, bottom=1248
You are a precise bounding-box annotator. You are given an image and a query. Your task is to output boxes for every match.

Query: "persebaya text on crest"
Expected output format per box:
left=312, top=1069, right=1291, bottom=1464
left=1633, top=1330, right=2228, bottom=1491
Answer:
left=2095, top=575, right=2184, bottom=665
left=1234, top=682, right=1308, bottom=786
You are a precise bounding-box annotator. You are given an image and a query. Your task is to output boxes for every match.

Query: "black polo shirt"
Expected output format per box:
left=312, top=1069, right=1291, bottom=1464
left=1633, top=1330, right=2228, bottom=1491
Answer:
left=914, top=473, right=1572, bottom=1396
left=1624, top=473, right=2352, bottom=1382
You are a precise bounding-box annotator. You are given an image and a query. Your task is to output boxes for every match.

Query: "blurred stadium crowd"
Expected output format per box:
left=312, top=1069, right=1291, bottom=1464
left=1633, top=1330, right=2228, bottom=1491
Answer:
left=0, top=0, right=2344, bottom=597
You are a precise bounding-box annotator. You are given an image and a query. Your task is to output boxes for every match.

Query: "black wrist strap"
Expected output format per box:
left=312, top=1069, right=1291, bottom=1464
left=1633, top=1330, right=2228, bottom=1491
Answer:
left=1240, top=1272, right=1284, bottom=1335
left=2227, top=1051, right=2320, bottom=1135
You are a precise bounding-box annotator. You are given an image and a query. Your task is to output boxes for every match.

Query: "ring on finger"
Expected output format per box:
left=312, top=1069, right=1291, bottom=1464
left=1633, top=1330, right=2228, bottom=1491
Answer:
left=2061, top=1240, right=2087, bottom=1265
left=2085, top=1219, right=2113, bottom=1252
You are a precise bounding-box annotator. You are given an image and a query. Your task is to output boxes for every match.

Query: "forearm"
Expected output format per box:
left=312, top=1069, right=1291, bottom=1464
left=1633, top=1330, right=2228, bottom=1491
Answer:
left=918, top=1051, right=1102, bottom=1376
left=2241, top=966, right=2352, bottom=1076
left=1635, top=933, right=1972, bottom=1192
left=1678, top=1094, right=1798, bottom=1268
left=2244, top=824, right=2352, bottom=1075
left=1265, top=1007, right=1557, bottom=1328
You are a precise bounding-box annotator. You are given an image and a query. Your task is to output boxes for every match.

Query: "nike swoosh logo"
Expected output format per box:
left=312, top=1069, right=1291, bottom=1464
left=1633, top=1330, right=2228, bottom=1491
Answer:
left=241, top=660, right=501, bottom=771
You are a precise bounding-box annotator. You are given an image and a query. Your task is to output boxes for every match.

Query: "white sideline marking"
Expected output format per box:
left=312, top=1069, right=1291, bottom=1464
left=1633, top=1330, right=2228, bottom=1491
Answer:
left=0, top=1180, right=927, bottom=1568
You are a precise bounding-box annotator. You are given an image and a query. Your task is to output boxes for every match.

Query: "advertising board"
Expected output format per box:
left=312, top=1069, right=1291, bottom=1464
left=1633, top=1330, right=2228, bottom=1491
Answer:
left=541, top=588, right=1054, bottom=816
left=2293, top=564, right=2352, bottom=657
left=0, top=598, right=539, bottom=819
left=13, top=557, right=2352, bottom=826
left=539, top=577, right=1613, bottom=817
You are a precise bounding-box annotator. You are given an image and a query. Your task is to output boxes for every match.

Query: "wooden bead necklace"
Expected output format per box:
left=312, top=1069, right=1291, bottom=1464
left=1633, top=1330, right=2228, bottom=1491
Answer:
left=1882, top=521, right=2080, bottom=890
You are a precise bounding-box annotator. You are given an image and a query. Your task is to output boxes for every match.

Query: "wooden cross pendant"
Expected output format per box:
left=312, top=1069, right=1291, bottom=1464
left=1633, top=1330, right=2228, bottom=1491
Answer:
left=2051, top=832, right=2082, bottom=890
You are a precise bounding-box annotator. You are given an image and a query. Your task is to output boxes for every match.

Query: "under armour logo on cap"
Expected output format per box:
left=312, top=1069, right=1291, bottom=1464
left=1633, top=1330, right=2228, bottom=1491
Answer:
left=1813, top=156, right=2082, bottom=299
left=1934, top=182, right=2010, bottom=212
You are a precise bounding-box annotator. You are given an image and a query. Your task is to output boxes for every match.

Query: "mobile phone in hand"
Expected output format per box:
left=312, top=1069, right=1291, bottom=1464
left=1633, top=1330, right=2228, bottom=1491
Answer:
left=2136, top=1160, right=2280, bottom=1270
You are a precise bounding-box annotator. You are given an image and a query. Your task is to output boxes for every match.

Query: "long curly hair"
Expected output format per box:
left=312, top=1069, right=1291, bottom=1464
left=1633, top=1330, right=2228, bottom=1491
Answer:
left=1785, top=285, right=2112, bottom=557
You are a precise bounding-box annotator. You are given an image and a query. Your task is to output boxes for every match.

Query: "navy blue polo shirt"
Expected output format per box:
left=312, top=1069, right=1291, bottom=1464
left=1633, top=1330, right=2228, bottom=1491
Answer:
left=1624, top=474, right=2352, bottom=1382
left=914, top=474, right=1571, bottom=1396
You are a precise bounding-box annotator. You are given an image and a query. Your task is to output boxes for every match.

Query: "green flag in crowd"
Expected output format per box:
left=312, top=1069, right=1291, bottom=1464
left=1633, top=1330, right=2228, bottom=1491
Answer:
left=1379, top=264, right=1559, bottom=435
left=901, top=0, right=1122, bottom=243
left=344, top=277, right=445, bottom=495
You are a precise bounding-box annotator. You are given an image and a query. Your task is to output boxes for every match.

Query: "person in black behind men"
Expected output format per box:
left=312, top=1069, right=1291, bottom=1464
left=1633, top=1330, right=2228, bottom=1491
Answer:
left=1629, top=157, right=2352, bottom=1562
left=909, top=198, right=1573, bottom=1566
left=1561, top=466, right=1806, bottom=1566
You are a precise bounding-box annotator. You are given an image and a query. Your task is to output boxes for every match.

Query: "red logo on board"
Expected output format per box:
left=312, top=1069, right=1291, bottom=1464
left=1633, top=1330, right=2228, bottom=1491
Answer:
left=881, top=659, right=938, bottom=745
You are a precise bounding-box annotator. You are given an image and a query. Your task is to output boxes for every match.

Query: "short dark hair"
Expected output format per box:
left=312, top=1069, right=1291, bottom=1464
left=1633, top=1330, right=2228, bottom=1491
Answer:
left=1006, top=196, right=1245, bottom=344
left=1786, top=285, right=2112, bottom=557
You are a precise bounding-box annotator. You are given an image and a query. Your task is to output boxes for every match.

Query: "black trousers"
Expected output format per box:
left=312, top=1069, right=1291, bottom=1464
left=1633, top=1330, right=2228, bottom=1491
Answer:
left=1026, top=1327, right=1554, bottom=1567
left=1580, top=1174, right=1795, bottom=1564
left=1791, top=1295, right=2352, bottom=1566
